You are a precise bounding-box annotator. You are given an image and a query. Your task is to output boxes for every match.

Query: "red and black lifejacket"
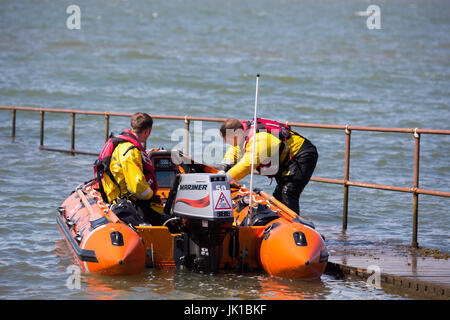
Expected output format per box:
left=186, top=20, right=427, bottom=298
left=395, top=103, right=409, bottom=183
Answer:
left=241, top=118, right=301, bottom=176
left=94, top=129, right=158, bottom=203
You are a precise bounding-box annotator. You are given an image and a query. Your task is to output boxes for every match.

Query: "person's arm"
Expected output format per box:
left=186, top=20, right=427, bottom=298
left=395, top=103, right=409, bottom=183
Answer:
left=120, top=146, right=154, bottom=200
left=218, top=145, right=243, bottom=172
left=226, top=132, right=278, bottom=181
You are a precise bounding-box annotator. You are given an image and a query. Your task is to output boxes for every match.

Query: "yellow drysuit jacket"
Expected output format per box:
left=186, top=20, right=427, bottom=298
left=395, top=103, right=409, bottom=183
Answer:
left=102, top=142, right=154, bottom=203
left=224, top=131, right=305, bottom=181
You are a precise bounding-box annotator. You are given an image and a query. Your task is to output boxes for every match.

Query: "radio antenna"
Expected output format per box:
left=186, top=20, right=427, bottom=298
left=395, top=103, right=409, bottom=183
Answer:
left=248, top=74, right=260, bottom=226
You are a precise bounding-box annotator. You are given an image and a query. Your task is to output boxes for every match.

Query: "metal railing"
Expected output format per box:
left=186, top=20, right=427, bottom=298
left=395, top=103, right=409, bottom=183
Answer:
left=2, top=105, right=450, bottom=248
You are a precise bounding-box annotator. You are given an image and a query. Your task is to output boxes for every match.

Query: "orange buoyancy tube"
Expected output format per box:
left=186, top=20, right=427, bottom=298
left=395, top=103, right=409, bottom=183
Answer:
left=259, top=218, right=328, bottom=279
left=228, top=185, right=328, bottom=279
left=57, top=182, right=145, bottom=275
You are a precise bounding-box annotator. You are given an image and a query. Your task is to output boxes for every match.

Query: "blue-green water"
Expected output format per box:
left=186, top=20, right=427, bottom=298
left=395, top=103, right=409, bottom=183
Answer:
left=0, top=0, right=448, bottom=300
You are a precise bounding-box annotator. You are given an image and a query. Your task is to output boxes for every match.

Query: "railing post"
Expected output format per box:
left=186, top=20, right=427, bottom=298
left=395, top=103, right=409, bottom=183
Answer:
left=11, top=109, right=16, bottom=141
left=104, top=114, right=110, bottom=142
left=71, top=112, right=75, bottom=155
left=40, top=110, right=45, bottom=148
left=342, top=124, right=351, bottom=231
left=412, top=128, right=420, bottom=248
left=184, top=116, right=190, bottom=156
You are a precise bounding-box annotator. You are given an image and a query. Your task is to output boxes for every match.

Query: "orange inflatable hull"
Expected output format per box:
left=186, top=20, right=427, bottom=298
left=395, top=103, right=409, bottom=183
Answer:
left=57, top=182, right=145, bottom=275
left=259, top=219, right=327, bottom=279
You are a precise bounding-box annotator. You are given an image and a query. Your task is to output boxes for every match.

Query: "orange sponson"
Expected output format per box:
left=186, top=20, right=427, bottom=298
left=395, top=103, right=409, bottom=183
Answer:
left=56, top=182, right=145, bottom=276
left=227, top=185, right=328, bottom=279
left=259, top=218, right=327, bottom=279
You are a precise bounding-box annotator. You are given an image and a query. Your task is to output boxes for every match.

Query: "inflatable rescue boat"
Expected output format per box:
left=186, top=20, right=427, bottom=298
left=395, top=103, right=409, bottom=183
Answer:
left=57, top=149, right=328, bottom=278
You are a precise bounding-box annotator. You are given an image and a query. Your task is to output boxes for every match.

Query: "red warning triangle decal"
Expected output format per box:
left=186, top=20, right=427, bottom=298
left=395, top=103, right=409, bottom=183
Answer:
left=215, top=192, right=232, bottom=210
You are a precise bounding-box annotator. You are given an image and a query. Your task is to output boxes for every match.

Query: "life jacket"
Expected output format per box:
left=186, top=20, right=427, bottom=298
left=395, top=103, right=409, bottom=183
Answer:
left=94, top=129, right=158, bottom=203
left=241, top=118, right=300, bottom=177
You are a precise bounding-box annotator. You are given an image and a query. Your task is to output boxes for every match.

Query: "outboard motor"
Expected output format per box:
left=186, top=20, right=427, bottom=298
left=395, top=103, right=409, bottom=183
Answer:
left=173, top=173, right=234, bottom=273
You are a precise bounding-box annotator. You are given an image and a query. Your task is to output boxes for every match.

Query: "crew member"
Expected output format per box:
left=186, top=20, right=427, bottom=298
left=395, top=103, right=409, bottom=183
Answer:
left=218, top=118, right=318, bottom=215
left=94, top=112, right=165, bottom=225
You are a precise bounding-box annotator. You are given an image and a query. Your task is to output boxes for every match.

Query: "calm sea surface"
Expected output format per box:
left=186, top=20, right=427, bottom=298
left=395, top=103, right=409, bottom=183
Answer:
left=0, top=0, right=449, bottom=300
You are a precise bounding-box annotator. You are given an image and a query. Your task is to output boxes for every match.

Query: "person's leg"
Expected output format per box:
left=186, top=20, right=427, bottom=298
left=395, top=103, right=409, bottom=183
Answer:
left=280, top=182, right=301, bottom=214
left=273, top=182, right=282, bottom=202
left=293, top=151, right=318, bottom=192
left=275, top=150, right=318, bottom=214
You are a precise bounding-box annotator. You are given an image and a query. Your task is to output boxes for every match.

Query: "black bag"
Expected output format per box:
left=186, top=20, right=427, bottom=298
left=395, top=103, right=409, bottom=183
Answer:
left=110, top=198, right=142, bottom=226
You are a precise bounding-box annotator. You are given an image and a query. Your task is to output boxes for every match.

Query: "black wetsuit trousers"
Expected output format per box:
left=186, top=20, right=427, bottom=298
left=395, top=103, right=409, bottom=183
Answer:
left=111, top=198, right=165, bottom=226
left=273, top=140, right=318, bottom=215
